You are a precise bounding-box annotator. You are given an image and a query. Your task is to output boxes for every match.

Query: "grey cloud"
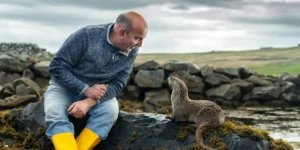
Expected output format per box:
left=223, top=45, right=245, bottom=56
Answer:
left=1, top=0, right=161, bottom=10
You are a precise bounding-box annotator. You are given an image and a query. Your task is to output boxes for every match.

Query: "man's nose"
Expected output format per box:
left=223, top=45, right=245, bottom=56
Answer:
left=137, top=40, right=143, bottom=47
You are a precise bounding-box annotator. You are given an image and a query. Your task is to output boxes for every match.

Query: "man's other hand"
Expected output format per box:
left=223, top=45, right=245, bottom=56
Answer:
left=67, top=98, right=97, bottom=118
left=84, top=84, right=108, bottom=100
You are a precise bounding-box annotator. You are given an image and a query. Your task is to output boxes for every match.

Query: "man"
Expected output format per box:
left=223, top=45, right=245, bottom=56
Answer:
left=44, top=11, right=148, bottom=150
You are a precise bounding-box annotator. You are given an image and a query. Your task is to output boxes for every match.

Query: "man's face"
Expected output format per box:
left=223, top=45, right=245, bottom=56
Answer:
left=120, top=27, right=147, bottom=52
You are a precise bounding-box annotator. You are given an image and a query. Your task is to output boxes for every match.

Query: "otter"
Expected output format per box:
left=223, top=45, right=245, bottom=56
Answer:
left=167, top=75, right=225, bottom=150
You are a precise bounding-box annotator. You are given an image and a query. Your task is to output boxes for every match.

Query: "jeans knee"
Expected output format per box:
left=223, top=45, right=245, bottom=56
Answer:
left=108, top=108, right=119, bottom=122
left=45, top=104, right=68, bottom=122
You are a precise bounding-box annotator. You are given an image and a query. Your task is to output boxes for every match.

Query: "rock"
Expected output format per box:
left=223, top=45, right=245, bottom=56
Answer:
left=275, top=81, right=296, bottom=93
left=17, top=102, right=46, bottom=131
left=2, top=83, right=15, bottom=98
left=263, top=100, right=290, bottom=107
left=34, top=77, right=50, bottom=89
left=212, top=98, right=241, bottom=108
left=244, top=86, right=281, bottom=102
left=204, top=73, right=231, bottom=87
left=0, top=71, right=21, bottom=86
left=174, top=71, right=205, bottom=94
left=214, top=67, right=240, bottom=78
left=134, top=60, right=160, bottom=71
left=200, top=65, right=214, bottom=77
left=124, top=85, right=140, bottom=100
left=9, top=108, right=20, bottom=118
left=134, top=69, right=164, bottom=88
left=281, top=93, right=299, bottom=102
left=12, top=77, right=42, bottom=97
left=0, top=54, right=25, bottom=73
left=162, top=60, right=200, bottom=74
left=0, top=43, right=52, bottom=61
left=15, top=84, right=30, bottom=96
left=280, top=72, right=294, bottom=81
left=231, top=78, right=254, bottom=94
left=246, top=75, right=272, bottom=86
left=241, top=101, right=262, bottom=107
left=206, top=84, right=241, bottom=101
left=239, top=66, right=252, bottom=79
left=143, top=89, right=170, bottom=112
left=33, top=61, right=50, bottom=78
left=95, top=112, right=271, bottom=150
left=0, top=95, right=37, bottom=110
left=22, top=69, right=35, bottom=80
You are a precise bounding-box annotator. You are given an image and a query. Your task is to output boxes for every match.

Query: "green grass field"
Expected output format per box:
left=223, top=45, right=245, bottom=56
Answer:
left=135, top=47, right=300, bottom=76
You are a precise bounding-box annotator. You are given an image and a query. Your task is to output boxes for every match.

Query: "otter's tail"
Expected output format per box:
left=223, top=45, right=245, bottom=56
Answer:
left=195, top=121, right=216, bottom=150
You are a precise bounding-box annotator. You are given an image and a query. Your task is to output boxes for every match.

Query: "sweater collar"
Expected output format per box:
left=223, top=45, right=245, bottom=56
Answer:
left=106, top=23, right=129, bottom=57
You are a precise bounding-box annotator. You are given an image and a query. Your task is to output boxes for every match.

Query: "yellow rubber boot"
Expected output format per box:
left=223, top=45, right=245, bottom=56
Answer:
left=52, top=132, right=78, bottom=150
left=76, top=128, right=101, bottom=150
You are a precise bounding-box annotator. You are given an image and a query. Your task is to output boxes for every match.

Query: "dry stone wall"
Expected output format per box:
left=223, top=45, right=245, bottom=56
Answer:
left=0, top=43, right=299, bottom=110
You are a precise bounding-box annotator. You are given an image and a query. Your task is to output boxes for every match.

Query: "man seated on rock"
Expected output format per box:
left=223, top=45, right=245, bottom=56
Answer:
left=44, top=11, right=148, bottom=150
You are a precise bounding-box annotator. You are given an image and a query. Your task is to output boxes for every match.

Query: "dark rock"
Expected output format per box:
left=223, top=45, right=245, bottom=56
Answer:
left=214, top=67, right=240, bottom=78
left=134, top=69, right=164, bottom=88
left=134, top=60, right=160, bottom=71
left=246, top=75, right=272, bottom=86
left=245, top=86, right=281, bottom=101
left=204, top=73, right=231, bottom=87
left=200, top=65, right=214, bottom=77
left=231, top=78, right=254, bottom=94
left=95, top=111, right=270, bottom=150
left=34, top=77, right=50, bottom=90
left=0, top=71, right=21, bottom=86
left=22, top=69, right=35, bottom=80
left=162, top=60, right=200, bottom=74
left=17, top=102, right=46, bottom=131
left=124, top=85, right=140, bottom=100
left=280, top=72, right=294, bottom=81
left=239, top=66, right=252, bottom=79
left=12, top=77, right=42, bottom=97
left=206, top=84, right=241, bottom=101
left=173, top=71, right=205, bottom=94
left=143, top=89, right=170, bottom=112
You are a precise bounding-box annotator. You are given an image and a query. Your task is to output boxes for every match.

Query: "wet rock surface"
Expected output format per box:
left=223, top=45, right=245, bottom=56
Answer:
left=225, top=107, right=300, bottom=149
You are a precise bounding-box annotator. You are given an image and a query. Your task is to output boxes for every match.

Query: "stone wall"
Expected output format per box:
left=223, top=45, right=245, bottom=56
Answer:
left=0, top=43, right=299, bottom=110
left=124, top=61, right=300, bottom=110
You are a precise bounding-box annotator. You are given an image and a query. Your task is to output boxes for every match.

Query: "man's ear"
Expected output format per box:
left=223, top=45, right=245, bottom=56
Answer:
left=119, top=28, right=126, bottom=38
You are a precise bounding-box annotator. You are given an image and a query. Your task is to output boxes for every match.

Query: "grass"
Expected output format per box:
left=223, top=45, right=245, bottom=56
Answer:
left=250, top=61, right=300, bottom=76
left=135, top=47, right=300, bottom=76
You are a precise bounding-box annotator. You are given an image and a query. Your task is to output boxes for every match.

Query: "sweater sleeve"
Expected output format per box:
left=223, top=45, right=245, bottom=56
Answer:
left=99, top=49, right=138, bottom=103
left=48, top=28, right=89, bottom=95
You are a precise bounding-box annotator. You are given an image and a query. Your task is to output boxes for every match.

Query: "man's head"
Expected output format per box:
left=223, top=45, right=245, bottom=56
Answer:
left=111, top=11, right=148, bottom=52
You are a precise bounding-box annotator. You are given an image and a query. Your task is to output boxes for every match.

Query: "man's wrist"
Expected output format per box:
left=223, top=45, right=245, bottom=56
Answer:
left=85, top=98, right=97, bottom=107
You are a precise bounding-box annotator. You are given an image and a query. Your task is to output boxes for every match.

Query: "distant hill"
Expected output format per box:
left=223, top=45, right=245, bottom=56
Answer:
left=135, top=46, right=300, bottom=76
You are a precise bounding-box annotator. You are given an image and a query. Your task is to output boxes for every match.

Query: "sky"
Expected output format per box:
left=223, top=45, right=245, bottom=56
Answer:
left=1, top=0, right=300, bottom=53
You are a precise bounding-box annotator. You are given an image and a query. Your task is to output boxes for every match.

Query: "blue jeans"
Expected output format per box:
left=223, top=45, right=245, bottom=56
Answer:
left=44, top=80, right=119, bottom=140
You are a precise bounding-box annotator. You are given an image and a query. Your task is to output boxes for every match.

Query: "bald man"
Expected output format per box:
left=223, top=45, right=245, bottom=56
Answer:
left=44, top=11, right=148, bottom=150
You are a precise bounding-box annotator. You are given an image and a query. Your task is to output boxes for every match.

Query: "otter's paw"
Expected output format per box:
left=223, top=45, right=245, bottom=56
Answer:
left=165, top=114, right=174, bottom=120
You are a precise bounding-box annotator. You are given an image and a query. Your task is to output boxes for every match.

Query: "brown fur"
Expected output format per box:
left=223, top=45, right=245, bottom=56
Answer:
left=168, top=75, right=225, bottom=150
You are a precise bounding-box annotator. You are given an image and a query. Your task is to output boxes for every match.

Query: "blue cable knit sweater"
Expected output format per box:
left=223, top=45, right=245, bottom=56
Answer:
left=49, top=23, right=138, bottom=103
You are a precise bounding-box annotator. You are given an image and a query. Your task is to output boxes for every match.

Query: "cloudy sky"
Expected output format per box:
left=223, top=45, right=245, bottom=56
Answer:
left=1, top=0, right=300, bottom=53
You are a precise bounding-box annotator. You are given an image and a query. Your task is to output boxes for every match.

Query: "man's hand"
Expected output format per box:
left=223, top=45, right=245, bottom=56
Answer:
left=84, top=84, right=108, bottom=100
left=67, top=98, right=97, bottom=118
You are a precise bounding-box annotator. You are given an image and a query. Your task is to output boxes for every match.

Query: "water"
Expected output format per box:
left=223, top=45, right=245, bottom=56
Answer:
left=225, top=107, right=300, bottom=150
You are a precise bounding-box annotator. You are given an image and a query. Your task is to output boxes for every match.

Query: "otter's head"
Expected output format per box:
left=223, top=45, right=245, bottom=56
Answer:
left=168, top=74, right=188, bottom=91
